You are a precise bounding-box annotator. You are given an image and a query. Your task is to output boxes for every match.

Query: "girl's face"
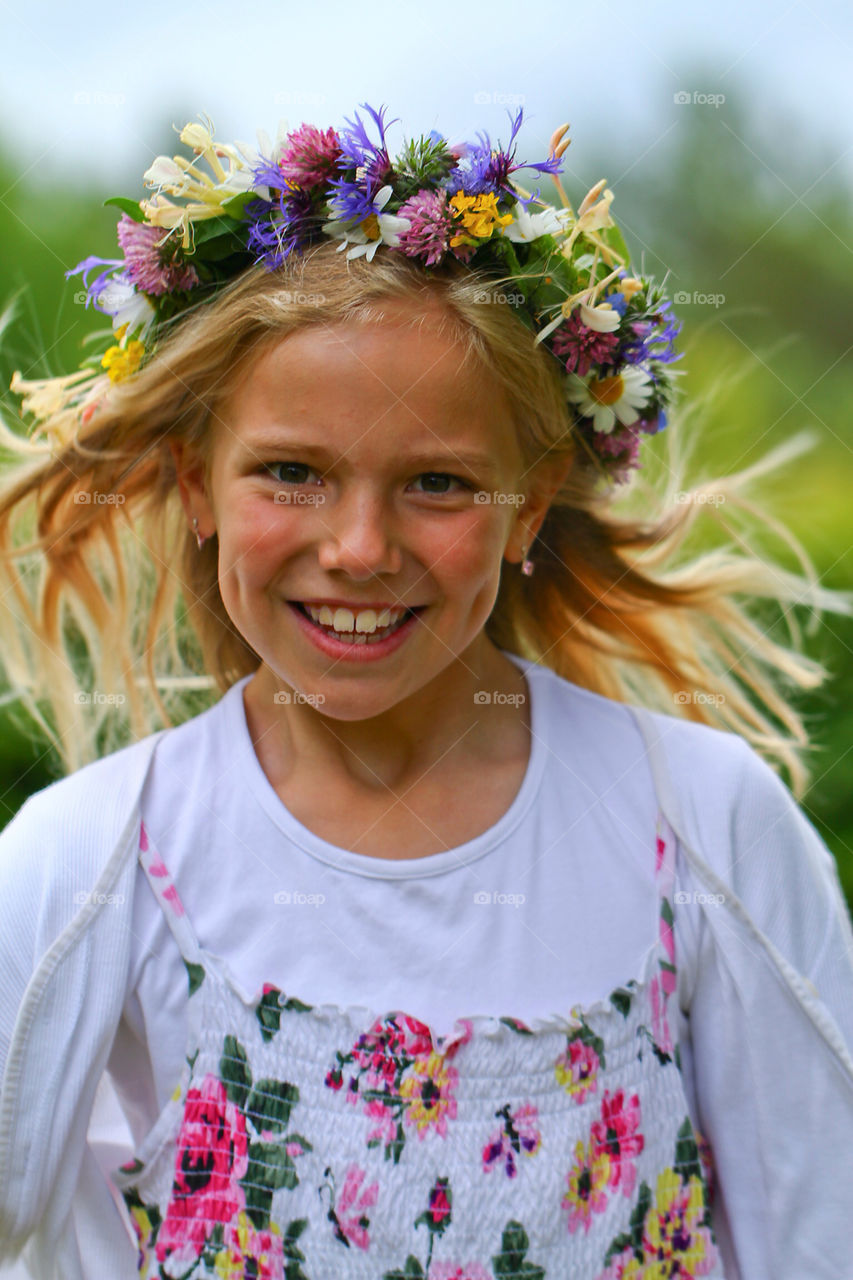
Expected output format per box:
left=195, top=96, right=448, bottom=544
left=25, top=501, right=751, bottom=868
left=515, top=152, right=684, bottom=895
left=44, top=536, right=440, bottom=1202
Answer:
left=173, top=296, right=567, bottom=719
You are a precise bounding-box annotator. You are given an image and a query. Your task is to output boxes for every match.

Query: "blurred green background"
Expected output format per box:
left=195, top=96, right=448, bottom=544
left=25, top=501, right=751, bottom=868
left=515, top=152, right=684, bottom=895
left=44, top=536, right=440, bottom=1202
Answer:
left=0, top=67, right=850, bottom=908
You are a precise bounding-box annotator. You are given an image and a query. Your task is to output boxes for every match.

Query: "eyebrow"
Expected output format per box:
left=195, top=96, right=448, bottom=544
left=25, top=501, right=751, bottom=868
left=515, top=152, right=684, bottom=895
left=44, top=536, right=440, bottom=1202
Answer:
left=243, top=435, right=502, bottom=479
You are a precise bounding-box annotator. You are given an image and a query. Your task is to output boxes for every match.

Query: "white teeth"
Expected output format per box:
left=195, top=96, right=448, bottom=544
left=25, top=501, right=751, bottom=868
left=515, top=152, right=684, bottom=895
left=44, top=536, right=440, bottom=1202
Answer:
left=303, top=603, right=406, bottom=634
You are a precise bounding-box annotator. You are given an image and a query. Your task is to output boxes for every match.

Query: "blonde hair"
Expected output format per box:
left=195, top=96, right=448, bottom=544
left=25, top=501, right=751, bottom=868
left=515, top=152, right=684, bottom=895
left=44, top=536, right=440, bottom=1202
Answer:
left=0, top=240, right=848, bottom=796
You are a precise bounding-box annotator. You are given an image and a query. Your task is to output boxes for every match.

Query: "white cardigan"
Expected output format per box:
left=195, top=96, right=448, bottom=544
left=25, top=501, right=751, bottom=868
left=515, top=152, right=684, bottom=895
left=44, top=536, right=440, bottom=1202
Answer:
left=1, top=698, right=852, bottom=1280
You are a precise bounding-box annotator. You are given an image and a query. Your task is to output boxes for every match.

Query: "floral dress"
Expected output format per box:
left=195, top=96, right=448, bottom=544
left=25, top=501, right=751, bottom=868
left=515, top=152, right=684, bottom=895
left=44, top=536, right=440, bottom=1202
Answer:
left=110, top=814, right=725, bottom=1279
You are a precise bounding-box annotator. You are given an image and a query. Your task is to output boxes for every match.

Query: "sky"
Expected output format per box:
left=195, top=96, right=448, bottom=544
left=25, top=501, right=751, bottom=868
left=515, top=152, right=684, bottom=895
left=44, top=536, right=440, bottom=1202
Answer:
left=0, top=0, right=850, bottom=196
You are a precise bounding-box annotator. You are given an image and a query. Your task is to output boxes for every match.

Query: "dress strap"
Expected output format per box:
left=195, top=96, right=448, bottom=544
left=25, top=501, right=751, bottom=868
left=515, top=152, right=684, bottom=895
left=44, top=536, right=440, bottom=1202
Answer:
left=137, top=817, right=203, bottom=967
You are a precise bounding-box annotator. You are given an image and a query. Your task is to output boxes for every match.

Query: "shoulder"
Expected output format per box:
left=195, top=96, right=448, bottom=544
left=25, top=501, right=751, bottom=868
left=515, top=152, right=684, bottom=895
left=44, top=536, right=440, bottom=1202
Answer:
left=528, top=659, right=749, bottom=796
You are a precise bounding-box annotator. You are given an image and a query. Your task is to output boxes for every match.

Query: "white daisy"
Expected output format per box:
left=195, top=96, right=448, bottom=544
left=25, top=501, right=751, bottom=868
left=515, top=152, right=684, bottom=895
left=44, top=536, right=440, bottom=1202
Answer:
left=321, top=185, right=411, bottom=262
left=565, top=366, right=653, bottom=434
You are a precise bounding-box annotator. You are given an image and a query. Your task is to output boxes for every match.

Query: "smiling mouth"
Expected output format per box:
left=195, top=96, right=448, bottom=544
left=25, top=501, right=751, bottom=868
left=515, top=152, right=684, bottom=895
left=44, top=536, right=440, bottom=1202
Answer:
left=289, top=600, right=425, bottom=643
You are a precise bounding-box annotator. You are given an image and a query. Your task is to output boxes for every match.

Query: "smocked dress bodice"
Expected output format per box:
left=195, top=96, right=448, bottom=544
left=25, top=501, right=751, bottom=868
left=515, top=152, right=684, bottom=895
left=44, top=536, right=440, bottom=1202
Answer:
left=110, top=813, right=724, bottom=1279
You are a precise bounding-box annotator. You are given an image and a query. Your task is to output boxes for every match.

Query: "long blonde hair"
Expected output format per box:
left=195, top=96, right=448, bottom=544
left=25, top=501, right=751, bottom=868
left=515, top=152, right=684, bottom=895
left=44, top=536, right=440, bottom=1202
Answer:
left=0, top=240, right=847, bottom=796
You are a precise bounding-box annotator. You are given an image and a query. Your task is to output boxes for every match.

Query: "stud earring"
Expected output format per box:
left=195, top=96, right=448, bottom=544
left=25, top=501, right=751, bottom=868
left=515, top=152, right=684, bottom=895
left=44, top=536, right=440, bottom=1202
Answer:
left=520, top=542, right=535, bottom=577
left=192, top=516, right=207, bottom=551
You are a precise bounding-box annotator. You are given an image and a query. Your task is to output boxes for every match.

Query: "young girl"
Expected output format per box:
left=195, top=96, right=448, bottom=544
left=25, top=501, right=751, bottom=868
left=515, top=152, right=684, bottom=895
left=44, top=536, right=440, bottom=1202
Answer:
left=1, top=104, right=852, bottom=1280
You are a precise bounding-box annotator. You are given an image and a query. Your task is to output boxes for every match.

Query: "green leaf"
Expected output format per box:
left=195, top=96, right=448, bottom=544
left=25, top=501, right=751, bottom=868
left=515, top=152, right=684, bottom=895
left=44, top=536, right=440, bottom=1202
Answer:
left=103, top=196, right=145, bottom=222
left=220, top=1035, right=251, bottom=1109
left=245, top=1077, right=299, bottom=1134
left=609, top=987, right=634, bottom=1018
left=246, top=1140, right=298, bottom=1191
left=183, top=959, right=205, bottom=997
left=219, top=191, right=257, bottom=219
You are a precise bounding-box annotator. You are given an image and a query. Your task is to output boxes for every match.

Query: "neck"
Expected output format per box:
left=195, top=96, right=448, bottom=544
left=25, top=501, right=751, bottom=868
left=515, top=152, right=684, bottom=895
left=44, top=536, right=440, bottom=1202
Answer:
left=242, top=639, right=528, bottom=794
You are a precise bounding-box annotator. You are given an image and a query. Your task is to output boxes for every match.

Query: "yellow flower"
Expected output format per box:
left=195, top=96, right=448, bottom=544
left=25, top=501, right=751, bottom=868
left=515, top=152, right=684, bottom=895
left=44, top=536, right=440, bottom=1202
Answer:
left=561, top=1137, right=611, bottom=1231
left=101, top=338, right=145, bottom=384
left=399, top=1051, right=458, bottom=1135
left=449, top=190, right=513, bottom=246
left=643, top=1168, right=711, bottom=1275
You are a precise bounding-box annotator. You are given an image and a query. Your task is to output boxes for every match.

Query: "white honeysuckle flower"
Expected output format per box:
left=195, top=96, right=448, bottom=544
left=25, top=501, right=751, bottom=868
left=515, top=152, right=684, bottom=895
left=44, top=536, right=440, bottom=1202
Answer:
left=143, top=156, right=188, bottom=190
left=502, top=202, right=573, bottom=242
left=565, top=366, right=653, bottom=434
left=578, top=300, right=621, bottom=333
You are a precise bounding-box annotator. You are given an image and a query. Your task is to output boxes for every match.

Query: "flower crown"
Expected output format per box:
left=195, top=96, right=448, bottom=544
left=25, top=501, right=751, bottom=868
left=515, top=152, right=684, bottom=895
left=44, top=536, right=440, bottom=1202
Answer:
left=10, top=103, right=683, bottom=485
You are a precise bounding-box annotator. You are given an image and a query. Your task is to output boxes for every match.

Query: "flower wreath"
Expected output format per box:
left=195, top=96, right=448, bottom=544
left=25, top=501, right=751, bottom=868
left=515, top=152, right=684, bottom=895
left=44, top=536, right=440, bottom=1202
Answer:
left=11, top=103, right=683, bottom=485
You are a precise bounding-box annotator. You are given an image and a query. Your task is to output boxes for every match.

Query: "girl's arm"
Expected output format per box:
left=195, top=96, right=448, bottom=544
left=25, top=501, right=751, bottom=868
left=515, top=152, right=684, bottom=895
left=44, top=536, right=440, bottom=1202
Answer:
left=677, top=736, right=853, bottom=1280
left=0, top=775, right=145, bottom=1275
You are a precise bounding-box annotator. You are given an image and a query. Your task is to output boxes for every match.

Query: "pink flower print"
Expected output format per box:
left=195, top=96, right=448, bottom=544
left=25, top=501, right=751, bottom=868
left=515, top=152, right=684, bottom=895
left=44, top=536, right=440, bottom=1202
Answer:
left=364, top=1098, right=398, bottom=1147
left=590, top=1089, right=644, bottom=1198
left=656, top=831, right=666, bottom=874
left=334, top=1164, right=380, bottom=1250
left=649, top=972, right=674, bottom=1058
left=562, top=1137, right=611, bottom=1234
left=482, top=1102, right=542, bottom=1177
left=139, top=819, right=149, bottom=852
left=396, top=1013, right=435, bottom=1056
left=555, top=1037, right=600, bottom=1103
left=156, top=1074, right=249, bottom=1265
left=220, top=1209, right=285, bottom=1279
left=428, top=1264, right=492, bottom=1280
left=399, top=1052, right=459, bottom=1138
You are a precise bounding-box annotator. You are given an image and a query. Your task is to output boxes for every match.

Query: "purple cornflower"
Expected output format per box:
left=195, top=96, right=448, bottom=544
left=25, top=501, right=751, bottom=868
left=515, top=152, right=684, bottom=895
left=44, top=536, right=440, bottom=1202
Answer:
left=334, top=101, right=397, bottom=193
left=551, top=311, right=621, bottom=377
left=446, top=107, right=563, bottom=198
left=395, top=188, right=452, bottom=265
left=65, top=254, right=124, bottom=309
left=620, top=302, right=682, bottom=366
left=246, top=181, right=317, bottom=270
left=278, top=122, right=342, bottom=189
left=115, top=215, right=199, bottom=296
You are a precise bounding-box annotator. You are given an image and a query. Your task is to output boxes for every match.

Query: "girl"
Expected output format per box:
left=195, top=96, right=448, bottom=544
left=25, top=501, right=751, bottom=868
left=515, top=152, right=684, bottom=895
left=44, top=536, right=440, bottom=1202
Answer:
left=1, top=105, right=852, bottom=1280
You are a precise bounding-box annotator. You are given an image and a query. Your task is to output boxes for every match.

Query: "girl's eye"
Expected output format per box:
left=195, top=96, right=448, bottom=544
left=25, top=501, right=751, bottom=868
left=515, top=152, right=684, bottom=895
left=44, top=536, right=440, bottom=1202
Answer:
left=264, top=462, right=319, bottom=485
left=411, top=472, right=470, bottom=495
left=263, top=465, right=469, bottom=495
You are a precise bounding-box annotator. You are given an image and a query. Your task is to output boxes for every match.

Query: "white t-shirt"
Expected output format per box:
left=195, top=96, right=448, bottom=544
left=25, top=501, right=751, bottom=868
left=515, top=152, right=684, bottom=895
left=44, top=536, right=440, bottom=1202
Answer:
left=107, top=650, right=853, bottom=1155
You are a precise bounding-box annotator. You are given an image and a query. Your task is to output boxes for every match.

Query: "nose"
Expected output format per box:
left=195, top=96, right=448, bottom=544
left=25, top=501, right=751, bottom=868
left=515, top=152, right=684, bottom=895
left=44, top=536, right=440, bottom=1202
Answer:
left=315, top=486, right=403, bottom=581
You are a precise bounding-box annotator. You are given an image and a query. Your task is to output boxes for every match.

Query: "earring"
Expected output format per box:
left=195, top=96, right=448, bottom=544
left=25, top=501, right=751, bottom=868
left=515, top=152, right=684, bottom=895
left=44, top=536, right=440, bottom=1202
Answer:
left=521, top=542, right=535, bottom=577
left=192, top=516, right=207, bottom=550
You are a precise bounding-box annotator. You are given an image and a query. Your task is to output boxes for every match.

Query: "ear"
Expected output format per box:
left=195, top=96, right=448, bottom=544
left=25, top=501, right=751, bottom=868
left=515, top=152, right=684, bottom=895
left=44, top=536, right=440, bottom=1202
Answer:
left=169, top=439, right=216, bottom=536
left=504, top=452, right=573, bottom=566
